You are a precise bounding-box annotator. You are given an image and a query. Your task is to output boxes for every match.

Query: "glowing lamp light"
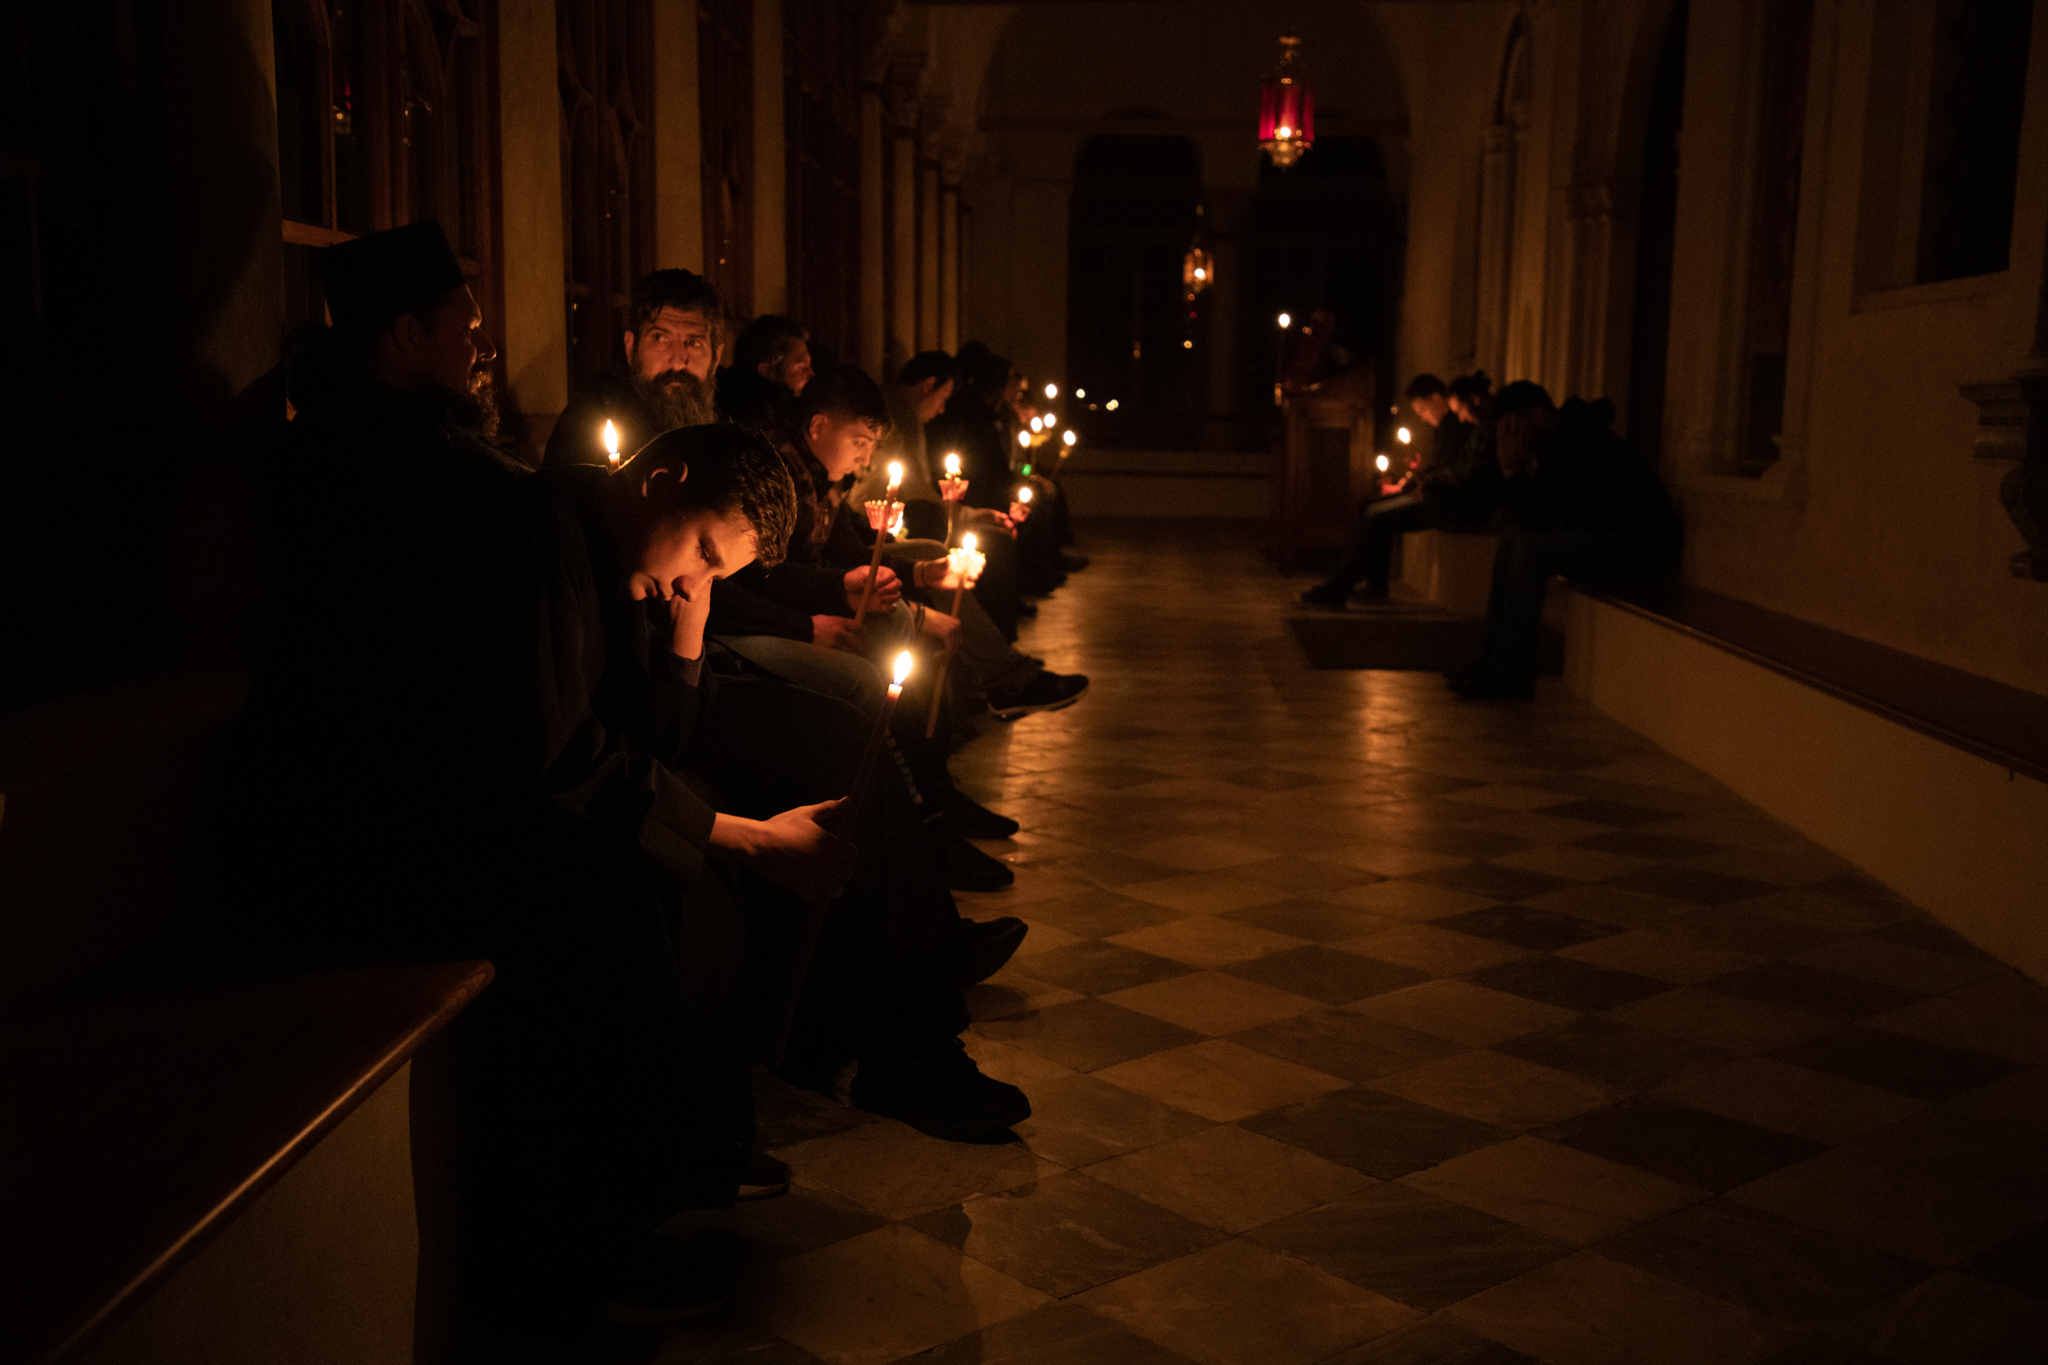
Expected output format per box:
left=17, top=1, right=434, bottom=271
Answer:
left=1043, top=412, right=1057, bottom=429
left=1044, top=383, right=1058, bottom=399
left=1376, top=454, right=1391, bottom=473
left=1062, top=428, right=1078, bottom=448
left=944, top=452, right=961, bottom=476
left=1030, top=416, right=1044, bottom=432
left=1397, top=426, right=1413, bottom=444
left=1182, top=242, right=1215, bottom=296
left=1182, top=339, right=1194, bottom=350
left=1106, top=399, right=1120, bottom=411
left=1017, top=486, right=1034, bottom=505
left=1258, top=36, right=1316, bottom=169
left=1075, top=388, right=1087, bottom=399
left=1018, top=430, right=1032, bottom=448
left=1277, top=312, right=1292, bottom=330
left=602, top=419, right=620, bottom=469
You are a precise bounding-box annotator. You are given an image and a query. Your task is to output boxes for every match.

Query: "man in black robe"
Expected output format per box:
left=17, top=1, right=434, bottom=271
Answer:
left=213, top=223, right=839, bottom=1329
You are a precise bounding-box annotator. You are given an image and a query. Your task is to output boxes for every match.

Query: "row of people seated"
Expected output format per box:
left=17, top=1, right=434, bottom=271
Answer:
left=200, top=221, right=1065, bottom=1336
left=1301, top=369, right=1682, bottom=700
left=534, top=267, right=1091, bottom=893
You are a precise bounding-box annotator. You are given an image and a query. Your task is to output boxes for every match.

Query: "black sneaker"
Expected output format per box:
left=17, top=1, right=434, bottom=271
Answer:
left=1298, top=582, right=1350, bottom=608
left=957, top=916, right=1029, bottom=985
left=988, top=671, right=1089, bottom=720
left=596, top=1228, right=747, bottom=1325
left=851, top=1039, right=1031, bottom=1141
left=948, top=833, right=1016, bottom=891
left=736, top=1149, right=790, bottom=1201
left=947, top=790, right=1020, bottom=839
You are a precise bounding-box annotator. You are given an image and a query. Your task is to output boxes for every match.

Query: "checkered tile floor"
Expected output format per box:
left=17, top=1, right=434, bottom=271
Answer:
left=659, top=520, right=2048, bottom=1365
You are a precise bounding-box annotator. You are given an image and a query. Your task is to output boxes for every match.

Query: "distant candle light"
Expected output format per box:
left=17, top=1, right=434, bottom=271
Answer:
left=1277, top=312, right=1292, bottom=329
left=1044, top=383, right=1058, bottom=399
left=1062, top=429, right=1077, bottom=447
left=1106, top=399, right=1119, bottom=411
left=1075, top=388, right=1087, bottom=399
left=1397, top=426, right=1412, bottom=444
left=1376, top=453, right=1391, bottom=473
left=1043, top=412, right=1057, bottom=428
left=1018, top=430, right=1032, bottom=447
left=1030, top=416, right=1044, bottom=432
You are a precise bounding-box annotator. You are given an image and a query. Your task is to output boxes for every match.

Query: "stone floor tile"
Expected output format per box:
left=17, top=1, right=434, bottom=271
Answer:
left=1495, top=1015, right=1735, bottom=1091
left=1598, top=1199, right=1928, bottom=1346
left=1490, top=843, right=1657, bottom=882
left=1020, top=886, right=1190, bottom=939
left=1125, top=834, right=1280, bottom=872
left=1228, top=1006, right=1465, bottom=1083
left=1728, top=1147, right=2047, bottom=1267
left=1516, top=881, right=1691, bottom=929
left=909, top=1170, right=1225, bottom=1298
left=1008, top=1071, right=1214, bottom=1168
left=1653, top=1057, right=1926, bottom=1145
left=1246, top=1182, right=1574, bottom=1312
left=1001, top=940, right=1193, bottom=997
left=1603, top=986, right=1837, bottom=1055
left=1573, top=829, right=1730, bottom=861
left=1432, top=905, right=1627, bottom=953
left=649, top=1318, right=831, bottom=1363
left=1466, top=954, right=1672, bottom=1012
left=1222, top=943, right=1429, bottom=1004
left=1057, top=850, right=1201, bottom=889
left=1871, top=917, right=2001, bottom=960
left=1085, top=1122, right=1375, bottom=1233
left=1220, top=897, right=1403, bottom=944
left=1554, top=929, right=1766, bottom=984
left=1101, top=970, right=1324, bottom=1035
left=676, top=1183, right=888, bottom=1268
left=1445, top=1251, right=1804, bottom=1365
left=775, top=1123, right=1061, bottom=1223
left=1446, top=783, right=1582, bottom=811
left=1334, top=924, right=1536, bottom=977
left=1862, top=975, right=2048, bottom=1066
left=913, top=1300, right=1201, bottom=1365
left=1078, top=1238, right=1423, bottom=1365
left=1118, top=870, right=1297, bottom=916
left=1539, top=1094, right=1827, bottom=1192
left=961, top=1031, right=1078, bottom=1090
left=1241, top=1085, right=1513, bottom=1178
left=1788, top=935, right=2009, bottom=996
left=1319, top=1317, right=1539, bottom=1364
left=739, top=1223, right=1051, bottom=1365
left=1543, top=797, right=1686, bottom=827
left=1321, top=842, right=1478, bottom=878
left=1105, top=915, right=1309, bottom=969
left=1367, top=1049, right=1617, bottom=1129
left=1701, top=962, right=1927, bottom=1023
left=1003, top=916, right=1087, bottom=958
left=1401, top=1135, right=1706, bottom=1244
left=1661, top=904, right=1849, bottom=959
left=1228, top=854, right=1384, bottom=894
left=1966, top=1221, right=2048, bottom=1300
left=963, top=972, right=1085, bottom=1022
left=1413, top=862, right=1576, bottom=904
left=1346, top=979, right=1580, bottom=1047
left=1094, top=1038, right=1351, bottom=1122
left=971, top=997, right=1206, bottom=1074
left=1317, top=877, right=1501, bottom=922
left=1764, top=1026, right=2021, bottom=1101
left=1868, top=1270, right=2048, bottom=1363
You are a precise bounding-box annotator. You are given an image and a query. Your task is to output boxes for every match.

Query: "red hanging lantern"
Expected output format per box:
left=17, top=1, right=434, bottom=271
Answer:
left=1258, top=35, right=1315, bottom=168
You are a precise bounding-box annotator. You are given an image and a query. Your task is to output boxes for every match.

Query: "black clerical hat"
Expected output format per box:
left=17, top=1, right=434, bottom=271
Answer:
left=319, top=220, right=466, bottom=332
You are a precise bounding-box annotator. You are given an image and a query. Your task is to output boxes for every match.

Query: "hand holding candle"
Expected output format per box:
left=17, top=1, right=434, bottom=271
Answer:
left=1009, top=483, right=1034, bottom=523
left=852, top=463, right=906, bottom=627
left=939, top=452, right=968, bottom=502
left=603, top=419, right=621, bottom=471
left=927, top=534, right=984, bottom=736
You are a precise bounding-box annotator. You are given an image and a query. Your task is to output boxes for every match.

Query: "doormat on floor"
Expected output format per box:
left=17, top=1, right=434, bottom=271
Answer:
left=1288, top=611, right=1488, bottom=671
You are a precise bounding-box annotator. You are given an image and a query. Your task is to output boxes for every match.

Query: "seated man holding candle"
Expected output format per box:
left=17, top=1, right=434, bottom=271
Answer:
left=1299, top=371, right=1498, bottom=607
left=543, top=267, right=724, bottom=469
left=850, top=349, right=953, bottom=539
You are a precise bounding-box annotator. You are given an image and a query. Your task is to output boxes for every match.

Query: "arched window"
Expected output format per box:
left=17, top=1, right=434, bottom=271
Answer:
left=559, top=0, right=654, bottom=384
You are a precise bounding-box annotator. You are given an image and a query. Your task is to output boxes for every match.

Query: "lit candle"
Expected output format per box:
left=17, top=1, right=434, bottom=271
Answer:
left=1043, top=412, right=1057, bottom=429
left=602, top=419, right=620, bottom=470
left=1017, top=430, right=1031, bottom=449
left=1044, top=383, right=1058, bottom=399
left=1062, top=429, right=1077, bottom=449
left=1397, top=426, right=1412, bottom=445
left=852, top=462, right=905, bottom=627
left=927, top=538, right=984, bottom=736
left=1011, top=484, right=1034, bottom=523
left=1376, top=454, right=1391, bottom=474
left=1030, top=416, right=1043, bottom=433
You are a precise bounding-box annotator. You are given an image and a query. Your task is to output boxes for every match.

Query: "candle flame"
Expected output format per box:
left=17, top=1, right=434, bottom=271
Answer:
left=1043, top=412, right=1057, bottom=428
left=892, top=651, right=914, bottom=686
left=962, top=532, right=977, bottom=553
left=1018, top=431, right=1031, bottom=447
left=1075, top=388, right=1086, bottom=398
left=1106, top=399, right=1119, bottom=411
left=1044, top=383, right=1058, bottom=399
left=1029, top=416, right=1043, bottom=432
left=1277, top=312, right=1292, bottom=329
left=602, top=419, right=620, bottom=457
left=886, top=461, right=903, bottom=490
left=1063, top=429, right=1078, bottom=447
left=1397, top=426, right=1412, bottom=444
left=1017, top=486, right=1033, bottom=504
left=944, top=452, right=961, bottom=475
left=1376, top=454, right=1391, bottom=472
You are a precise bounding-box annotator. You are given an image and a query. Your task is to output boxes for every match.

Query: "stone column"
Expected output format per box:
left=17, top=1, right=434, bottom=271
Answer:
left=651, top=0, right=703, bottom=271
left=939, top=177, right=961, bottom=352
left=496, top=0, right=568, bottom=453
left=888, top=118, right=919, bottom=371
left=858, top=83, right=886, bottom=376
left=751, top=0, right=786, bottom=316
left=918, top=157, right=941, bottom=350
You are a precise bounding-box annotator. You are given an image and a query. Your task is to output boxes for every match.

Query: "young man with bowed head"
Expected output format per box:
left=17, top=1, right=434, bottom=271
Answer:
left=544, top=267, right=726, bottom=469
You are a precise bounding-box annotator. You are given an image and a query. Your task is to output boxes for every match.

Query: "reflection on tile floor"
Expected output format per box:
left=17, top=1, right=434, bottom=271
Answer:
left=663, top=521, right=2048, bottom=1364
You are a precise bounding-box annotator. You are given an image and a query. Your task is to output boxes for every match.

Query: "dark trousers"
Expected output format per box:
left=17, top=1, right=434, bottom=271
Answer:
left=1481, top=530, right=1679, bottom=685
left=1323, top=494, right=1454, bottom=593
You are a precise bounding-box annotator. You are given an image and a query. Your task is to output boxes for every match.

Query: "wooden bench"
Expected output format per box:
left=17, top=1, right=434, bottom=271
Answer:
left=1558, top=580, right=2048, bottom=982
left=1, top=957, right=491, bottom=1365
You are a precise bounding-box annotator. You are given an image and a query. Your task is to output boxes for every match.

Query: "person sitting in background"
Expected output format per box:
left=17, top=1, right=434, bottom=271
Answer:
left=544, top=268, right=723, bottom=469
left=1449, top=381, right=1682, bottom=699
left=851, top=350, right=955, bottom=542
left=718, top=314, right=813, bottom=429
left=1299, top=371, right=1497, bottom=607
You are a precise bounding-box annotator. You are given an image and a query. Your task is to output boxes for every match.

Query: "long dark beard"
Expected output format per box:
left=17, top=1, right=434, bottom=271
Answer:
left=635, top=368, right=718, bottom=431
left=440, top=369, right=501, bottom=442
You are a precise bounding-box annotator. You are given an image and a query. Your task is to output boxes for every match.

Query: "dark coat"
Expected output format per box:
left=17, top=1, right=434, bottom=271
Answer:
left=926, top=388, right=1012, bottom=511
left=1502, top=399, right=1682, bottom=549
left=543, top=367, right=658, bottom=471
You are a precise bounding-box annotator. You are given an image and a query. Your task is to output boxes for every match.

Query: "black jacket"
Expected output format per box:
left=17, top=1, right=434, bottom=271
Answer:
left=1502, top=399, right=1682, bottom=548
left=543, top=368, right=658, bottom=471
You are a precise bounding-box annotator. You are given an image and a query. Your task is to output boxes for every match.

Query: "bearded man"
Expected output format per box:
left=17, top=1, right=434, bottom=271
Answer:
left=544, top=268, right=724, bottom=469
